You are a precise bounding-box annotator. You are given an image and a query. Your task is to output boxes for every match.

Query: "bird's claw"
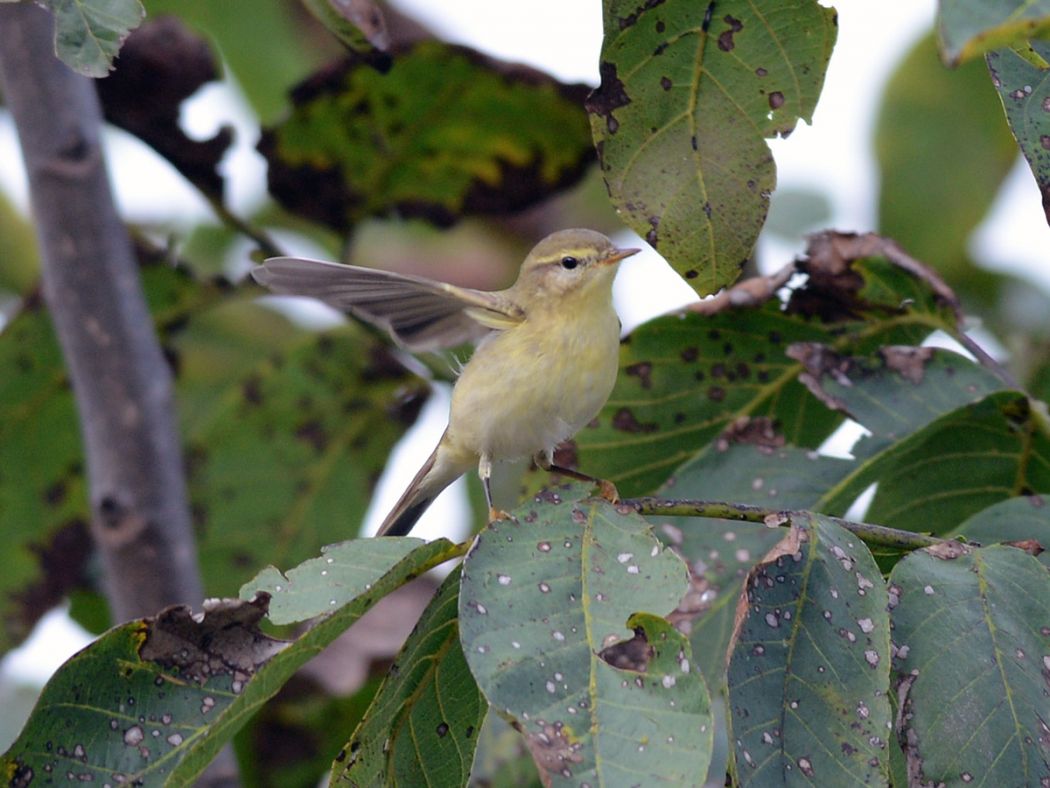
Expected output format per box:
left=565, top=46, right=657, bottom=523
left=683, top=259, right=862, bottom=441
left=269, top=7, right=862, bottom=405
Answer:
left=597, top=479, right=620, bottom=504
left=488, top=507, right=514, bottom=523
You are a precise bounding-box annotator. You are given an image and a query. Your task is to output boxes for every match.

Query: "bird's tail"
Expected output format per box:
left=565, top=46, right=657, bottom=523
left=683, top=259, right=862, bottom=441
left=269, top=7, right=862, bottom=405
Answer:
left=376, top=433, right=470, bottom=537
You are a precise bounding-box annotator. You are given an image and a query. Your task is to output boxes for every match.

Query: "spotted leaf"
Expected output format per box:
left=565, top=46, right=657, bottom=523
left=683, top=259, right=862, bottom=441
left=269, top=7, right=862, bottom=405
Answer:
left=331, top=567, right=486, bottom=786
left=260, top=40, right=594, bottom=231
left=889, top=544, right=1050, bottom=785
left=664, top=349, right=1017, bottom=542
left=948, top=495, right=1050, bottom=566
left=0, top=535, right=455, bottom=785
left=726, top=514, right=892, bottom=785
left=555, top=235, right=972, bottom=497
left=459, top=487, right=710, bottom=785
left=987, top=41, right=1050, bottom=227
left=589, top=0, right=836, bottom=293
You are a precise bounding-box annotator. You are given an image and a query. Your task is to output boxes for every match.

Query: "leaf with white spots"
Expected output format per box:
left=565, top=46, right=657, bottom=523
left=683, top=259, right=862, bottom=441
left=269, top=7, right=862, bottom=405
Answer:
left=656, top=519, right=785, bottom=687
left=588, top=0, right=836, bottom=293
left=986, top=41, right=1050, bottom=227
left=331, top=567, right=486, bottom=786
left=592, top=613, right=712, bottom=785
left=242, top=536, right=458, bottom=624
left=459, top=487, right=709, bottom=785
left=726, top=514, right=892, bottom=785
left=889, top=544, right=1050, bottom=786
left=1, top=539, right=457, bottom=784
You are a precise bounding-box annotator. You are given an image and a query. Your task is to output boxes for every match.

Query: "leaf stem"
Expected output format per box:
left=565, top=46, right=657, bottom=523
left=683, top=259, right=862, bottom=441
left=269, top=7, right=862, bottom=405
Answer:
left=621, top=497, right=949, bottom=551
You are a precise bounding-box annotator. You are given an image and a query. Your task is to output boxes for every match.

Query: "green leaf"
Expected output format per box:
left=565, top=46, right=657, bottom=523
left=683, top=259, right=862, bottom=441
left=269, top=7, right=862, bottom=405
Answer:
left=260, top=40, right=595, bottom=232
left=0, top=263, right=227, bottom=652
left=726, top=515, right=892, bottom=785
left=554, top=240, right=970, bottom=497
left=331, top=567, right=486, bottom=786
left=859, top=392, right=1050, bottom=533
left=987, top=41, right=1050, bottom=227
left=876, top=33, right=1018, bottom=282
left=937, top=0, right=1050, bottom=65
left=242, top=537, right=442, bottom=624
left=664, top=347, right=1026, bottom=540
left=658, top=519, right=785, bottom=688
left=469, top=713, right=543, bottom=787
left=889, top=544, right=1050, bottom=784
left=0, top=193, right=39, bottom=297
left=459, top=488, right=712, bottom=785
left=588, top=0, right=836, bottom=294
left=949, top=494, right=1050, bottom=551
left=0, top=538, right=457, bottom=784
left=300, top=0, right=390, bottom=69
left=185, top=320, right=430, bottom=597
left=45, top=0, right=145, bottom=77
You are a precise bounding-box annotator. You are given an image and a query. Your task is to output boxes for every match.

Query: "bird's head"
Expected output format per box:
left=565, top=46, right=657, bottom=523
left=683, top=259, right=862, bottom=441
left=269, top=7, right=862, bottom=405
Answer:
left=513, top=228, right=640, bottom=303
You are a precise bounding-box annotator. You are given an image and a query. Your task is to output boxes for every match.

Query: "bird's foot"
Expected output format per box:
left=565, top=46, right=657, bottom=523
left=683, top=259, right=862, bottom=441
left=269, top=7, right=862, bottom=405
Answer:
left=488, top=507, right=514, bottom=523
left=597, top=479, right=620, bottom=504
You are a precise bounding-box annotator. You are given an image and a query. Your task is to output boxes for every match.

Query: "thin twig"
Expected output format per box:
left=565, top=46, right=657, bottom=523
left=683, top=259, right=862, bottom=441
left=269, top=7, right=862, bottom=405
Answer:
left=954, top=330, right=1020, bottom=389
left=622, top=497, right=949, bottom=552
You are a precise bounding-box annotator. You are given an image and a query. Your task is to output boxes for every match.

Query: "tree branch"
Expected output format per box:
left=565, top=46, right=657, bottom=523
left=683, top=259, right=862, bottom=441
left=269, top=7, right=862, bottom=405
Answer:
left=0, top=3, right=204, bottom=621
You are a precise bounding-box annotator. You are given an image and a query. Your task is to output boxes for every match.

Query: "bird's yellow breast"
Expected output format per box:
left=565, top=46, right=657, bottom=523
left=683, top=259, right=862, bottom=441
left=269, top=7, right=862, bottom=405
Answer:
left=446, top=293, right=620, bottom=462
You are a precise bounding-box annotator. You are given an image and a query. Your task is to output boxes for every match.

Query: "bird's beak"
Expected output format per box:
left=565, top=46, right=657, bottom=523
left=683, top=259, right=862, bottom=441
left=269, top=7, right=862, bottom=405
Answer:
left=601, top=247, right=642, bottom=266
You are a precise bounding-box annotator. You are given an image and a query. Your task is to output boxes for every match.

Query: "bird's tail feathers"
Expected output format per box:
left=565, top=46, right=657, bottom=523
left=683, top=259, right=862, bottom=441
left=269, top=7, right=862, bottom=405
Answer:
left=375, top=435, right=468, bottom=537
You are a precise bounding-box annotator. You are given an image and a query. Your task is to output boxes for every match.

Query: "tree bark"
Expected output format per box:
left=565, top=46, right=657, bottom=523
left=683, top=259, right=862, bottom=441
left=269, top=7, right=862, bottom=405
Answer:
left=0, top=3, right=204, bottom=622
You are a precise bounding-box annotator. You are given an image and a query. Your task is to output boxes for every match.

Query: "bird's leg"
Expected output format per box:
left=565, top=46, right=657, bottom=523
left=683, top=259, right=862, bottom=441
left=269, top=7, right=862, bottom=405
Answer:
left=534, top=451, right=620, bottom=503
left=479, top=453, right=512, bottom=522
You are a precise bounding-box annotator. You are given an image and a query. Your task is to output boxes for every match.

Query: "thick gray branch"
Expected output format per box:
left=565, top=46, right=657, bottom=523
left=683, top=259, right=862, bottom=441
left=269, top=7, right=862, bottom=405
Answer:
left=0, top=3, right=204, bottom=620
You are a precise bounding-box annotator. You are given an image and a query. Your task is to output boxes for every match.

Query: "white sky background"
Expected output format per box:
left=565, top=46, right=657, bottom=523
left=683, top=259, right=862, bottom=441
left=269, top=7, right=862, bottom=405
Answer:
left=2, top=0, right=1050, bottom=692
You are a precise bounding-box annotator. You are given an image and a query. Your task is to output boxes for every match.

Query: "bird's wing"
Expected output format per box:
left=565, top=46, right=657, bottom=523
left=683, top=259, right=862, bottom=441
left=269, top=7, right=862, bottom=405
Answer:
left=252, top=257, right=524, bottom=352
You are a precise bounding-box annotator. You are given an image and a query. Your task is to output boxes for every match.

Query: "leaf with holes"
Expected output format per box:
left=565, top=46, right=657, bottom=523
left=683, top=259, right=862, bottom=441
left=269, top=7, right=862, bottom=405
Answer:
left=726, top=514, right=892, bottom=785
left=260, top=40, right=594, bottom=232
left=889, top=544, right=1050, bottom=785
left=987, top=41, right=1050, bottom=227
left=459, top=487, right=710, bottom=785
left=331, top=567, right=486, bottom=785
left=45, top=0, right=145, bottom=77
left=588, top=0, right=836, bottom=293
left=1, top=536, right=455, bottom=785
left=657, top=519, right=785, bottom=687
left=937, top=0, right=1050, bottom=65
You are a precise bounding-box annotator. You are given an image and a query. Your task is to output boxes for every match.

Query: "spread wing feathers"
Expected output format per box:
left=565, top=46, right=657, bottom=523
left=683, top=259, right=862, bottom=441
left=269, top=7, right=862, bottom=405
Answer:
left=252, top=257, right=524, bottom=352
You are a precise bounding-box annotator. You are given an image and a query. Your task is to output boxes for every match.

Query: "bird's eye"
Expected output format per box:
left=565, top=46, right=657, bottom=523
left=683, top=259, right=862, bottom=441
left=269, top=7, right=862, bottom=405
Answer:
left=560, top=256, right=579, bottom=270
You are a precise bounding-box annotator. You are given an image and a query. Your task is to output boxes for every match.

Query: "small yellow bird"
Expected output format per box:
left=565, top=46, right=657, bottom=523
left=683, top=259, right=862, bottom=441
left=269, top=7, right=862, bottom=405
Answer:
left=251, top=229, right=639, bottom=536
